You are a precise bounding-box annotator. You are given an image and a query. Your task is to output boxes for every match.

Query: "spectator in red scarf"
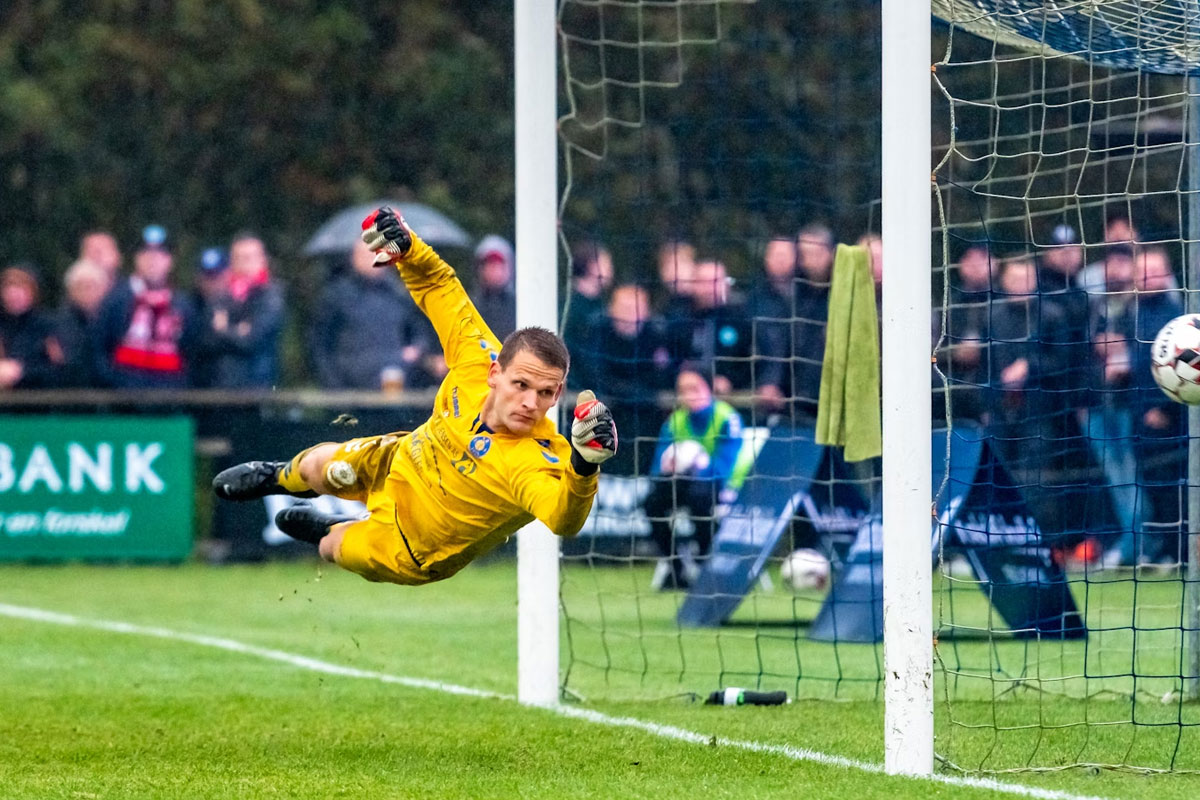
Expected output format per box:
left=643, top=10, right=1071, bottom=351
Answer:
left=196, top=232, right=284, bottom=388
left=93, top=226, right=198, bottom=388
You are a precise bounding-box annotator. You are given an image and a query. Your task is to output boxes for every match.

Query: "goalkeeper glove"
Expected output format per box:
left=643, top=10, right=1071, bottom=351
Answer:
left=361, top=206, right=413, bottom=266
left=570, top=390, right=617, bottom=476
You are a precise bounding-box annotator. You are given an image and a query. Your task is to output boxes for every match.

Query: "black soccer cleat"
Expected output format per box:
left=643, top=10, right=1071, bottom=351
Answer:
left=274, top=502, right=359, bottom=545
left=212, top=461, right=318, bottom=501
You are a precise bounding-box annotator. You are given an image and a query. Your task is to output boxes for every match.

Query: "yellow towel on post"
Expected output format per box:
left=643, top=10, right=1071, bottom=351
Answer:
left=815, top=243, right=882, bottom=462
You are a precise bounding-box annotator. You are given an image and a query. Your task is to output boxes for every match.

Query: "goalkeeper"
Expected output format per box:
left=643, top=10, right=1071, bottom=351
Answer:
left=212, top=207, right=617, bottom=585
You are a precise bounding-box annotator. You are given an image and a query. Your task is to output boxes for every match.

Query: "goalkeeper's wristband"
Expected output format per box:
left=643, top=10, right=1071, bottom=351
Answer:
left=570, top=447, right=600, bottom=477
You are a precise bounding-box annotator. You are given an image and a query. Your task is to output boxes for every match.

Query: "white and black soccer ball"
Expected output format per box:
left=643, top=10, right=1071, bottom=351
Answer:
left=779, top=548, right=831, bottom=592
left=1151, top=314, right=1200, bottom=404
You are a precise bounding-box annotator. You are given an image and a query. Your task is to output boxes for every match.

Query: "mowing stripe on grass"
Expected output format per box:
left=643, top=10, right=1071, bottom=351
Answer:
left=0, top=602, right=1105, bottom=800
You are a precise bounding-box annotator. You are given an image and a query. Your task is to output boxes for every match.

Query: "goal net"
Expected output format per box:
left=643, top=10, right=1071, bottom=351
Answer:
left=551, top=0, right=1200, bottom=774
left=932, top=0, right=1200, bottom=773
left=555, top=0, right=888, bottom=704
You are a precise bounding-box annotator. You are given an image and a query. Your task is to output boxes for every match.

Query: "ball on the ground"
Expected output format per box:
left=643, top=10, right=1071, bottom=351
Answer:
left=779, top=548, right=831, bottom=592
left=659, top=439, right=710, bottom=475
left=1151, top=314, right=1200, bottom=404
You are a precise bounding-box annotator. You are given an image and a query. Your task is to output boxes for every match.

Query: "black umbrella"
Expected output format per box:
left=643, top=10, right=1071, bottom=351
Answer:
left=302, top=200, right=472, bottom=256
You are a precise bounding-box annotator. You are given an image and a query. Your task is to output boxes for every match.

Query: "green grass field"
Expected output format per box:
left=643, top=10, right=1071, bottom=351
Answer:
left=3, top=560, right=1200, bottom=799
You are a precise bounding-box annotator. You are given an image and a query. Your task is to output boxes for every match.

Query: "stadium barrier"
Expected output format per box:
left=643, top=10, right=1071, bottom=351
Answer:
left=0, top=390, right=1133, bottom=575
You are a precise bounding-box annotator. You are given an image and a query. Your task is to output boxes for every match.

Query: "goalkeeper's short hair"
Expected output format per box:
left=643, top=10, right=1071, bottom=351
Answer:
left=499, top=327, right=570, bottom=373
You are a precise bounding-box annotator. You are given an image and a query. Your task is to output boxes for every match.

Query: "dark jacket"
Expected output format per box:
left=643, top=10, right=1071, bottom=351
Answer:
left=311, top=271, right=430, bottom=390
left=1035, top=268, right=1092, bottom=409
left=745, top=280, right=792, bottom=393
left=196, top=281, right=284, bottom=389
left=471, top=287, right=516, bottom=343
left=666, top=301, right=756, bottom=392
left=986, top=295, right=1043, bottom=424
left=54, top=304, right=100, bottom=388
left=571, top=314, right=676, bottom=402
left=787, top=281, right=830, bottom=413
left=937, top=280, right=990, bottom=422
left=562, top=289, right=606, bottom=368
left=1120, top=290, right=1185, bottom=436
left=0, top=308, right=65, bottom=388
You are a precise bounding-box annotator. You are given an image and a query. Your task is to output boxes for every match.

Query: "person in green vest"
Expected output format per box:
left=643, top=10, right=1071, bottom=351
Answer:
left=646, top=363, right=752, bottom=590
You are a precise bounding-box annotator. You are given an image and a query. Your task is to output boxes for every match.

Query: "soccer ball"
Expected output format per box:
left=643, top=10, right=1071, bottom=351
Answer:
left=779, top=548, right=831, bottom=592
left=659, top=439, right=711, bottom=475
left=1151, top=314, right=1200, bottom=404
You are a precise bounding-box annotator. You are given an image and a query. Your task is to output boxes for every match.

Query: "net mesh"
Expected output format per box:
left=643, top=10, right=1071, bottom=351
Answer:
left=556, top=0, right=886, bottom=705
left=553, top=0, right=1200, bottom=774
left=933, top=1, right=1200, bottom=773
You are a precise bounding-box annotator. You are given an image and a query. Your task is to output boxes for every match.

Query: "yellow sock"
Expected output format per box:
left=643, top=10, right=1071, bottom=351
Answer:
left=277, top=449, right=313, bottom=494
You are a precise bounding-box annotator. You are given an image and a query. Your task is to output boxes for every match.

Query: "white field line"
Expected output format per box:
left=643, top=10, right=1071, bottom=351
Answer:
left=0, top=602, right=1107, bottom=800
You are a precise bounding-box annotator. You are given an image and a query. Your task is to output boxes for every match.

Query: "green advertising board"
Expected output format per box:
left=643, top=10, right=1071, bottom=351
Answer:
left=0, top=416, right=193, bottom=562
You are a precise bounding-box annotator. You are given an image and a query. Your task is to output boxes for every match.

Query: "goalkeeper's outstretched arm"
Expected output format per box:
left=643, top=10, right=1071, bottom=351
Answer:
left=362, top=207, right=501, bottom=370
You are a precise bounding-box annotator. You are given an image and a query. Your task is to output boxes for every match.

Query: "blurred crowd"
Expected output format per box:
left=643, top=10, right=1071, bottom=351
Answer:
left=1, top=215, right=1187, bottom=567
left=0, top=222, right=853, bottom=402
left=938, top=218, right=1187, bottom=567
left=0, top=226, right=520, bottom=394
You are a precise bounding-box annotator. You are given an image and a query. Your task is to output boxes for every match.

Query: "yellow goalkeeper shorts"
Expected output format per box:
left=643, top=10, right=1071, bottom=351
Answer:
left=321, top=431, right=435, bottom=586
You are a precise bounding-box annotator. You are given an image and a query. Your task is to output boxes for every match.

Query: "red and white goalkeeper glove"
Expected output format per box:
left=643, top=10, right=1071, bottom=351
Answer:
left=570, top=390, right=617, bottom=475
left=361, top=206, right=413, bottom=266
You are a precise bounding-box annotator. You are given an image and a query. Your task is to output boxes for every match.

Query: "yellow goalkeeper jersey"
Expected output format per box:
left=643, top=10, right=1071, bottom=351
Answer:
left=337, top=232, right=596, bottom=585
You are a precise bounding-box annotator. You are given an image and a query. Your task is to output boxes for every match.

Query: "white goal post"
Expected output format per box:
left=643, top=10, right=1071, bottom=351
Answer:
left=880, top=0, right=934, bottom=777
left=515, top=0, right=561, bottom=708
left=514, top=0, right=938, bottom=767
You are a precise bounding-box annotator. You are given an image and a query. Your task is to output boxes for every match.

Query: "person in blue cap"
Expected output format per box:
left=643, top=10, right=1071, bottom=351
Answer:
left=191, top=246, right=229, bottom=388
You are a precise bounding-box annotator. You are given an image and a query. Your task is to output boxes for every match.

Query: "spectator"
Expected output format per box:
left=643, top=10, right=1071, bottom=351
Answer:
left=1042, top=223, right=1085, bottom=279
left=797, top=224, right=835, bottom=282
left=1123, top=246, right=1186, bottom=565
left=1091, top=244, right=1137, bottom=334
left=193, top=247, right=230, bottom=305
left=93, top=227, right=197, bottom=388
left=671, top=258, right=755, bottom=395
left=311, top=237, right=431, bottom=390
left=573, top=284, right=675, bottom=472
left=1077, top=216, right=1141, bottom=294
left=1035, top=223, right=1092, bottom=453
left=656, top=238, right=696, bottom=318
left=470, top=235, right=516, bottom=342
left=56, top=258, right=112, bottom=387
left=646, top=366, right=749, bottom=589
left=986, top=256, right=1042, bottom=470
left=78, top=230, right=123, bottom=283
left=788, top=225, right=836, bottom=420
left=1105, top=215, right=1139, bottom=245
left=0, top=264, right=65, bottom=389
left=746, top=236, right=797, bottom=412
left=562, top=239, right=614, bottom=362
left=197, top=233, right=285, bottom=389
left=937, top=245, right=992, bottom=423
left=190, top=247, right=230, bottom=389
left=1078, top=244, right=1140, bottom=547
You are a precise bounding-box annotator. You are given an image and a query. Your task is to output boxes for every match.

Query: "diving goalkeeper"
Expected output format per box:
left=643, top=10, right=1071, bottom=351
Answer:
left=212, top=207, right=617, bottom=585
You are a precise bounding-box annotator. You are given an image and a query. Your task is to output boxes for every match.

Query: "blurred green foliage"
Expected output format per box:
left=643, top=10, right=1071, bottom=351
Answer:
left=0, top=0, right=515, bottom=285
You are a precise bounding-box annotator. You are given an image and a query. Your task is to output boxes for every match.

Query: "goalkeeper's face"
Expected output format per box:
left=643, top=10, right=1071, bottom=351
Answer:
left=485, top=351, right=565, bottom=435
